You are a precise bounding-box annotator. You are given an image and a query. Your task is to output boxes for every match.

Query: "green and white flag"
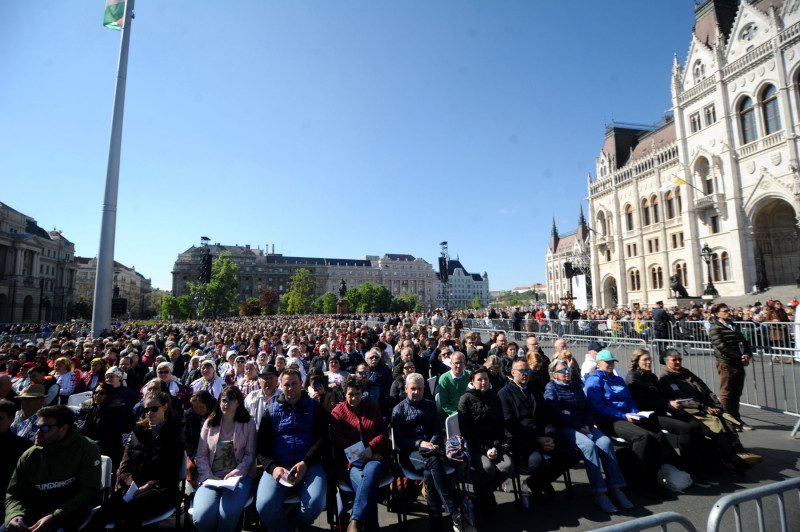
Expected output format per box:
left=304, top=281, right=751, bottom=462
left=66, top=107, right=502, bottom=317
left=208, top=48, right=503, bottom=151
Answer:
left=103, top=0, right=132, bottom=30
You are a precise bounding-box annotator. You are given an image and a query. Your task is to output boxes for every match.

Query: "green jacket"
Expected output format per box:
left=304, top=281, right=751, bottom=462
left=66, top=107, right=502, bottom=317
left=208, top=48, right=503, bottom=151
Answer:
left=438, top=369, right=471, bottom=417
left=4, top=425, right=101, bottom=528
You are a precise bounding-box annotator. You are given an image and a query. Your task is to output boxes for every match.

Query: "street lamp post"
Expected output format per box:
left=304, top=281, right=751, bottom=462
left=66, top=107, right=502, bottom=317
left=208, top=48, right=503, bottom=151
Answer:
left=701, top=243, right=719, bottom=297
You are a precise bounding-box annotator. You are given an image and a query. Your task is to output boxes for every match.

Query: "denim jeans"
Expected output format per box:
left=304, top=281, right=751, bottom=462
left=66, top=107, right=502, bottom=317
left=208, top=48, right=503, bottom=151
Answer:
left=556, top=427, right=625, bottom=493
left=348, top=461, right=386, bottom=531
left=193, top=475, right=253, bottom=532
left=406, top=451, right=456, bottom=517
left=256, top=463, right=326, bottom=532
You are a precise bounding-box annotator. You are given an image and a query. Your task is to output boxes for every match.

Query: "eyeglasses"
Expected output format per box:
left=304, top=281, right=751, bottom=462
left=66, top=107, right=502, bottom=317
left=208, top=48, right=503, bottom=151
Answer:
left=35, top=423, right=59, bottom=433
left=144, top=405, right=163, bottom=413
left=220, top=398, right=237, bottom=405
left=367, top=356, right=380, bottom=360
left=404, top=366, right=415, bottom=371
left=553, top=368, right=569, bottom=374
left=357, top=371, right=372, bottom=376
left=515, top=368, right=533, bottom=374
left=157, top=370, right=170, bottom=374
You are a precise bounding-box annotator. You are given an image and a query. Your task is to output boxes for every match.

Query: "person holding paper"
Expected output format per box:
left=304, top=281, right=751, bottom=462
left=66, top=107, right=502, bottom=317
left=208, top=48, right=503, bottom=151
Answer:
left=544, top=360, right=631, bottom=513
left=255, top=368, right=329, bottom=532
left=193, top=386, right=257, bottom=532
left=330, top=376, right=391, bottom=532
left=585, top=350, right=683, bottom=493
left=84, top=390, right=185, bottom=531
left=625, top=348, right=711, bottom=487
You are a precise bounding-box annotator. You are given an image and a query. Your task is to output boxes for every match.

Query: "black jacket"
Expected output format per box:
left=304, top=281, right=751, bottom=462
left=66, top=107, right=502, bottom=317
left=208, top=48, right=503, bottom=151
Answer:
left=497, top=382, right=555, bottom=454
left=117, top=415, right=185, bottom=491
left=625, top=368, right=671, bottom=415
left=457, top=388, right=506, bottom=454
left=708, top=316, right=751, bottom=367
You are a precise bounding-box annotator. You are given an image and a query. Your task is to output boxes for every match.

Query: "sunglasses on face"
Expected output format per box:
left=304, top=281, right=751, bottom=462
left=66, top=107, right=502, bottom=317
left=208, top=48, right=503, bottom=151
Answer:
left=553, top=368, right=569, bottom=374
left=35, top=423, right=59, bottom=433
left=357, top=371, right=372, bottom=376
left=144, top=405, right=163, bottom=413
left=515, top=368, right=533, bottom=374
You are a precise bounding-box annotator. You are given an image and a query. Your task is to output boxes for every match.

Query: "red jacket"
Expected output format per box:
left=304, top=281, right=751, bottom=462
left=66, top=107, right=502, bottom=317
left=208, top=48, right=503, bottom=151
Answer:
left=330, top=400, right=390, bottom=479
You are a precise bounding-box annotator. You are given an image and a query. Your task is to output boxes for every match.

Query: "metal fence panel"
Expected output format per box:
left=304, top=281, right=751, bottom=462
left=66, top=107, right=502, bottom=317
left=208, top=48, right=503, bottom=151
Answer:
left=591, top=511, right=697, bottom=532
left=707, top=476, right=800, bottom=532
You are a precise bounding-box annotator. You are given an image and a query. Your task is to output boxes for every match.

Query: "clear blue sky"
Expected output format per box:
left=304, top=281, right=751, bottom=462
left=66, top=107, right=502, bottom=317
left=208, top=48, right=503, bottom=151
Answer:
left=1, top=1, right=696, bottom=292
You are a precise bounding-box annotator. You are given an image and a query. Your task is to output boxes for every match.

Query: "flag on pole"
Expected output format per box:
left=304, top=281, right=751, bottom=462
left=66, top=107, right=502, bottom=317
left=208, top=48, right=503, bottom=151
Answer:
left=659, top=176, right=689, bottom=193
left=104, top=0, right=132, bottom=30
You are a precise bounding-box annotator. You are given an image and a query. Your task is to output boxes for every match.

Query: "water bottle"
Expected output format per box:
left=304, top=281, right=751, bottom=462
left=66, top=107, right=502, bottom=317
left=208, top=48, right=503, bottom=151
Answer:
left=521, top=485, right=530, bottom=509
left=502, top=479, right=511, bottom=493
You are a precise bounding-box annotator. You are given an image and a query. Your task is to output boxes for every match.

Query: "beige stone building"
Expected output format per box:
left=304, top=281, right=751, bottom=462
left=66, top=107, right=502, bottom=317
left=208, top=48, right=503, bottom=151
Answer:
left=0, top=202, right=77, bottom=322
left=75, top=257, right=154, bottom=319
left=587, top=0, right=800, bottom=308
left=172, top=244, right=439, bottom=308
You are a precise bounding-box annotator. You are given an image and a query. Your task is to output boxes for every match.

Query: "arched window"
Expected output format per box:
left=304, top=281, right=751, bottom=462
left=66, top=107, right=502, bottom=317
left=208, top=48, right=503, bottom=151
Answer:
left=694, top=60, right=705, bottom=82
left=666, top=191, right=675, bottom=219
left=761, top=85, right=781, bottom=135
left=629, top=269, right=641, bottom=291
left=712, top=251, right=731, bottom=282
left=651, top=266, right=664, bottom=289
left=651, top=196, right=660, bottom=224
left=642, top=199, right=651, bottom=226
left=625, top=204, right=634, bottom=231
left=675, top=262, right=688, bottom=287
left=739, top=96, right=758, bottom=144
left=676, top=187, right=682, bottom=214
left=597, top=212, right=607, bottom=236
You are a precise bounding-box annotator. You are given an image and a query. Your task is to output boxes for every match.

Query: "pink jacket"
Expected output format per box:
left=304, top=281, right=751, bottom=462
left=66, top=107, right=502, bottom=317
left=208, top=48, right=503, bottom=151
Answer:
left=195, top=418, right=257, bottom=485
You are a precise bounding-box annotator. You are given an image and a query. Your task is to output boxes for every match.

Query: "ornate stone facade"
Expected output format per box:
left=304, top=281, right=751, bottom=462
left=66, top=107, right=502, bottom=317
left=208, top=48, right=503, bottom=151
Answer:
left=75, top=257, right=154, bottom=319
left=588, top=0, right=800, bottom=307
left=0, top=202, right=77, bottom=322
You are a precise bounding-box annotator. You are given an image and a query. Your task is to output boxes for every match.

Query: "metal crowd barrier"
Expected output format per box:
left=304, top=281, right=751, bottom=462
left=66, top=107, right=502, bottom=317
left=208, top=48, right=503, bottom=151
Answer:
left=591, top=511, right=697, bottom=532
left=706, top=476, right=800, bottom=532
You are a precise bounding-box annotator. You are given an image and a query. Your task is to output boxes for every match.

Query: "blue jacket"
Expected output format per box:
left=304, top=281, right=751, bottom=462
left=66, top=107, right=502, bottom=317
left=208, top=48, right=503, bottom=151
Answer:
left=543, top=379, right=594, bottom=430
left=391, top=397, right=442, bottom=453
left=257, top=391, right=328, bottom=474
left=584, top=369, right=638, bottom=421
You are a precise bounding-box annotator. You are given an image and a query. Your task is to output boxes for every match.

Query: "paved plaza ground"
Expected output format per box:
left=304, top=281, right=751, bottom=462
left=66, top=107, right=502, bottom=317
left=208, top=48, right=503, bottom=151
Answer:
left=219, top=405, right=799, bottom=532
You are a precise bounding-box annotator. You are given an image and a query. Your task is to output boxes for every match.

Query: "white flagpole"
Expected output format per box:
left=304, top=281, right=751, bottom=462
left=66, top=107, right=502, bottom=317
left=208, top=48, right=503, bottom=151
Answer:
left=92, top=0, right=134, bottom=338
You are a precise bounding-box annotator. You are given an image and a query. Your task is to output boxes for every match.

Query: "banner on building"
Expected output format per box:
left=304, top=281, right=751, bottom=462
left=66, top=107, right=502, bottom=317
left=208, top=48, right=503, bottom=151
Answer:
left=571, top=275, right=588, bottom=311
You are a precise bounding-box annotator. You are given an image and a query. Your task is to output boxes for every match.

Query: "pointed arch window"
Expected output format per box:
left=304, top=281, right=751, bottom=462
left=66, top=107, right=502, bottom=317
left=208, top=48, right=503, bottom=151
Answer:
left=666, top=191, right=675, bottom=219
left=629, top=269, right=641, bottom=291
left=651, top=196, right=660, bottom=224
left=712, top=252, right=731, bottom=282
left=761, top=85, right=781, bottom=135
left=739, top=97, right=758, bottom=144
left=625, top=205, right=634, bottom=231
left=651, top=266, right=664, bottom=289
left=642, top=199, right=651, bottom=226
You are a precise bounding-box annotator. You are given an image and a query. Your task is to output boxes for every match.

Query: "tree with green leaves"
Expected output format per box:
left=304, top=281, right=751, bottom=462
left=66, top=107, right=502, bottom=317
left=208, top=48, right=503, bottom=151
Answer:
left=394, top=290, right=420, bottom=312
left=318, top=291, right=339, bottom=314
left=240, top=297, right=261, bottom=316
left=189, top=251, right=239, bottom=317
left=472, top=296, right=483, bottom=309
left=161, top=295, right=193, bottom=320
left=278, top=293, right=290, bottom=315
left=286, top=268, right=315, bottom=314
left=72, top=296, right=92, bottom=320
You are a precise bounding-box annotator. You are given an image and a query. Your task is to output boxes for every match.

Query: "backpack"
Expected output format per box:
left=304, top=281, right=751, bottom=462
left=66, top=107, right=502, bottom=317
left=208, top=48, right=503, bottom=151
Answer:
left=445, top=434, right=470, bottom=475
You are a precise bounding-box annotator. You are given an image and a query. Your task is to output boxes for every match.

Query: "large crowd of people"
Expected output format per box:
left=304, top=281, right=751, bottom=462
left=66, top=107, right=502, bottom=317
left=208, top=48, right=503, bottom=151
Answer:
left=0, top=307, right=767, bottom=532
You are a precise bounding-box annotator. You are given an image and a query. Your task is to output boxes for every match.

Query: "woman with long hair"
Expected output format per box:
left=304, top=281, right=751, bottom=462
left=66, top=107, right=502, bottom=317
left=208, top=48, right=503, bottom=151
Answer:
left=193, top=386, right=257, bottom=532
left=52, top=356, right=77, bottom=403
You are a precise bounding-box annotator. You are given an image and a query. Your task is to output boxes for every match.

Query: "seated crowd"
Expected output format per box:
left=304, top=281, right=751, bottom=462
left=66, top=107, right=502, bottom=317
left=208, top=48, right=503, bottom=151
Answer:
left=0, top=311, right=764, bottom=532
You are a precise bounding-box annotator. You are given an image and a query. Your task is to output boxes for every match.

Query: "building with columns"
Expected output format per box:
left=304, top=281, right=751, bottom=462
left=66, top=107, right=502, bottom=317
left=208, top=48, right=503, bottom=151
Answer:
left=588, top=0, right=800, bottom=308
left=0, top=202, right=77, bottom=322
left=75, top=257, right=154, bottom=319
left=172, top=245, right=439, bottom=309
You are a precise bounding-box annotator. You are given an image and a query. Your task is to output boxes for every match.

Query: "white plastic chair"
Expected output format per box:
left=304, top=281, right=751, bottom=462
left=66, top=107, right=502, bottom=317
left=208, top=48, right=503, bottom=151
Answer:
left=67, top=391, right=93, bottom=407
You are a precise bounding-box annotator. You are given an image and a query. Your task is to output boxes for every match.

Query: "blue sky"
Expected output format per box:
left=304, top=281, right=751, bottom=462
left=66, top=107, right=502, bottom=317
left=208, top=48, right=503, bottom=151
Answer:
left=1, top=1, right=696, bottom=292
